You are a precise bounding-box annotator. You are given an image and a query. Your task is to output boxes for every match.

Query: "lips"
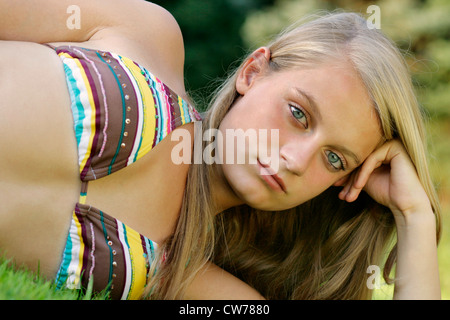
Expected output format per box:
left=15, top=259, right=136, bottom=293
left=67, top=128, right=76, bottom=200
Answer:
left=257, top=159, right=286, bottom=193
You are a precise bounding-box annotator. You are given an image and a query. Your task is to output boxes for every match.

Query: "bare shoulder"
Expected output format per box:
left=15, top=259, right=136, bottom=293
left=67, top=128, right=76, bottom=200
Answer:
left=0, top=0, right=187, bottom=96
left=185, top=262, right=266, bottom=300
left=92, top=1, right=184, bottom=53
left=90, top=1, right=187, bottom=98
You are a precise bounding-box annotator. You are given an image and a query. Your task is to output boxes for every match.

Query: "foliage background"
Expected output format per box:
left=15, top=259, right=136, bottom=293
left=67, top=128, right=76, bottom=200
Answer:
left=153, top=0, right=450, bottom=299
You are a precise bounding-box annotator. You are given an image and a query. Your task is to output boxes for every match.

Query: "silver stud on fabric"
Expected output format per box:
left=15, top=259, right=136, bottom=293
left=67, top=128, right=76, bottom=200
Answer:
left=125, top=94, right=129, bottom=100
left=121, top=143, right=126, bottom=148
left=123, top=132, right=128, bottom=137
left=125, top=118, right=131, bottom=124
left=108, top=241, right=113, bottom=246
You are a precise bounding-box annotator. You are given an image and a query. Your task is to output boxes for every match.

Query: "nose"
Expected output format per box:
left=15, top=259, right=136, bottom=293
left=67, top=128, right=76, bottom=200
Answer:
left=280, top=136, right=318, bottom=176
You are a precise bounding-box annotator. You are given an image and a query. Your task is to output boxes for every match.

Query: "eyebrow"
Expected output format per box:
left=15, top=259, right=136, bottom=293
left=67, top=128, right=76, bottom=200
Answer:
left=337, top=146, right=361, bottom=167
left=294, top=87, right=322, bottom=122
left=293, top=87, right=361, bottom=167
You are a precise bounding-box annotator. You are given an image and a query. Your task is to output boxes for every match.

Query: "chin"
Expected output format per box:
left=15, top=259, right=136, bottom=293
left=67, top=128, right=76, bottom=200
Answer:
left=234, top=184, right=291, bottom=211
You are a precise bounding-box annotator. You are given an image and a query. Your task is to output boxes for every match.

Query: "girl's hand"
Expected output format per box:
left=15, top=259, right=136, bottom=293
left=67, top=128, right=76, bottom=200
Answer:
left=339, top=140, right=441, bottom=299
left=338, top=140, right=432, bottom=222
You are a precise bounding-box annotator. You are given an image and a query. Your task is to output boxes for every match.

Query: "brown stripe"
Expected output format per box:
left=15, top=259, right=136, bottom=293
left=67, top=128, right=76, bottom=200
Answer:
left=76, top=204, right=127, bottom=299
left=72, top=48, right=139, bottom=181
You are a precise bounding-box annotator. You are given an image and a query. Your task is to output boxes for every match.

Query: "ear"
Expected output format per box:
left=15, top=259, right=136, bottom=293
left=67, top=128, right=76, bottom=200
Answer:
left=235, top=47, right=271, bottom=95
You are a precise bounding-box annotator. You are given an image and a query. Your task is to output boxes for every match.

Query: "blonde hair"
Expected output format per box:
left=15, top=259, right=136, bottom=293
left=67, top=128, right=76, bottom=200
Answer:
left=145, top=11, right=441, bottom=299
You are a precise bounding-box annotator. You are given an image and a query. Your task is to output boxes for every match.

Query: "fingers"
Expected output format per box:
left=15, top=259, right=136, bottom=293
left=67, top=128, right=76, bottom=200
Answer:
left=339, top=140, right=400, bottom=202
left=338, top=170, right=357, bottom=201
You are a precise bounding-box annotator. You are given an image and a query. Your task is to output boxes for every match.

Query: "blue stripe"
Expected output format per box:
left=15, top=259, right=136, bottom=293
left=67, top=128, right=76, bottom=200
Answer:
left=62, top=61, right=86, bottom=147
left=181, top=99, right=191, bottom=123
left=54, top=220, right=74, bottom=290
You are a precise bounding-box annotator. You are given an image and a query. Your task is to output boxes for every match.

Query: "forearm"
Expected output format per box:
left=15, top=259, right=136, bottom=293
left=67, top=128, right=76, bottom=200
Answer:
left=393, top=208, right=441, bottom=299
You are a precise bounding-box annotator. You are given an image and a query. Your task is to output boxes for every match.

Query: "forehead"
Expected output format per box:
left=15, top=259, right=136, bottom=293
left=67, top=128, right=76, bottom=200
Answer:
left=275, top=62, right=383, bottom=164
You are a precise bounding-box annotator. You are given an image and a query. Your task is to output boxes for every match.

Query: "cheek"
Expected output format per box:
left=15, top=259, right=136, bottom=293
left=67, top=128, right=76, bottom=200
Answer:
left=288, top=167, right=336, bottom=201
left=221, top=162, right=270, bottom=207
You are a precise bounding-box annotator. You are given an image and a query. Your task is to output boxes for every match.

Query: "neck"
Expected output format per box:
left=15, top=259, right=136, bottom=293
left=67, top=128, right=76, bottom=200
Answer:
left=209, top=163, right=244, bottom=215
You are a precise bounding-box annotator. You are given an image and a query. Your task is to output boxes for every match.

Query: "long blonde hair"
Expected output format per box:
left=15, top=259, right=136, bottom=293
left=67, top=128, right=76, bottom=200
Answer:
left=145, top=11, right=441, bottom=299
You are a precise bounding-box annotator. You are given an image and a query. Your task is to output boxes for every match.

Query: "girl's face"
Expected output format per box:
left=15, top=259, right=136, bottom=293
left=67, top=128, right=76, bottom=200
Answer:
left=217, top=50, right=383, bottom=211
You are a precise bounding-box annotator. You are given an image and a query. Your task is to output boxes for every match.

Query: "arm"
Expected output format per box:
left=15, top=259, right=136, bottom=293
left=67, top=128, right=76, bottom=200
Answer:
left=0, top=0, right=173, bottom=42
left=185, top=262, right=265, bottom=300
left=0, top=0, right=115, bottom=42
left=0, top=0, right=186, bottom=93
left=340, top=140, right=441, bottom=299
left=393, top=208, right=439, bottom=299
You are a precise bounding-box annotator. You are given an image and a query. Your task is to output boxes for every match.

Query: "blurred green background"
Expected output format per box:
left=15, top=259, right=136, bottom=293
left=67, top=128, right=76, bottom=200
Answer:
left=153, top=0, right=450, bottom=299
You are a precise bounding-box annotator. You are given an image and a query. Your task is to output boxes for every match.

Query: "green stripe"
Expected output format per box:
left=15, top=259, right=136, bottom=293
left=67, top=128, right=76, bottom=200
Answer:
left=96, top=52, right=127, bottom=175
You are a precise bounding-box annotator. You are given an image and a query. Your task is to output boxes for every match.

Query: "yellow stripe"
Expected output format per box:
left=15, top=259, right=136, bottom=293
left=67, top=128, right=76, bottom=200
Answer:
left=79, top=193, right=87, bottom=205
left=123, top=225, right=147, bottom=300
left=72, top=212, right=85, bottom=287
left=178, top=96, right=187, bottom=124
left=119, top=56, right=156, bottom=161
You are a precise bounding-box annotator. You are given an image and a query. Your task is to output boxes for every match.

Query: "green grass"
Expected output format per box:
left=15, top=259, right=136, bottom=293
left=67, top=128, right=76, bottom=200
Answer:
left=0, top=258, right=110, bottom=300
left=0, top=258, right=79, bottom=300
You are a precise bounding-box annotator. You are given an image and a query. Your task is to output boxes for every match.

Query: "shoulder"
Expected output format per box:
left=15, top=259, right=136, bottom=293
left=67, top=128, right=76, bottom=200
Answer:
left=185, top=262, right=266, bottom=300
left=94, top=1, right=184, bottom=51
left=91, top=1, right=187, bottom=97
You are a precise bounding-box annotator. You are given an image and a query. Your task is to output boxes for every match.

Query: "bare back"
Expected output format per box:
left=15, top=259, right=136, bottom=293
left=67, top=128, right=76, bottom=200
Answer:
left=0, top=41, right=81, bottom=276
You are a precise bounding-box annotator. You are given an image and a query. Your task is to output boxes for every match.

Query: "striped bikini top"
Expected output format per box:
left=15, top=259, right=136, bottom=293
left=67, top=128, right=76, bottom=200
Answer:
left=53, top=44, right=201, bottom=182
left=49, top=44, right=201, bottom=299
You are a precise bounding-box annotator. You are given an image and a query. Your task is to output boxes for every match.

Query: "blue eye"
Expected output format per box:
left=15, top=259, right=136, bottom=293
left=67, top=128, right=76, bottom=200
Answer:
left=289, top=105, right=307, bottom=128
left=326, top=151, right=344, bottom=171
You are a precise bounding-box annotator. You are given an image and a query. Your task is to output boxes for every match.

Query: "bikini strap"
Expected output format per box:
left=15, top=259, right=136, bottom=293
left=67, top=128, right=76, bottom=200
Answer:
left=79, top=181, right=89, bottom=205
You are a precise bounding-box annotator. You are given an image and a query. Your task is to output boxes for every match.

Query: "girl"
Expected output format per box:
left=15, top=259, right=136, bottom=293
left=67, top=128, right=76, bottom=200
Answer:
left=0, top=0, right=441, bottom=299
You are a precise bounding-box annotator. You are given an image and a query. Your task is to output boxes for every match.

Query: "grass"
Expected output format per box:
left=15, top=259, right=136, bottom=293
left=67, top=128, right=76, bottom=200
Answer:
left=0, top=257, right=110, bottom=300
left=0, top=258, right=79, bottom=300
